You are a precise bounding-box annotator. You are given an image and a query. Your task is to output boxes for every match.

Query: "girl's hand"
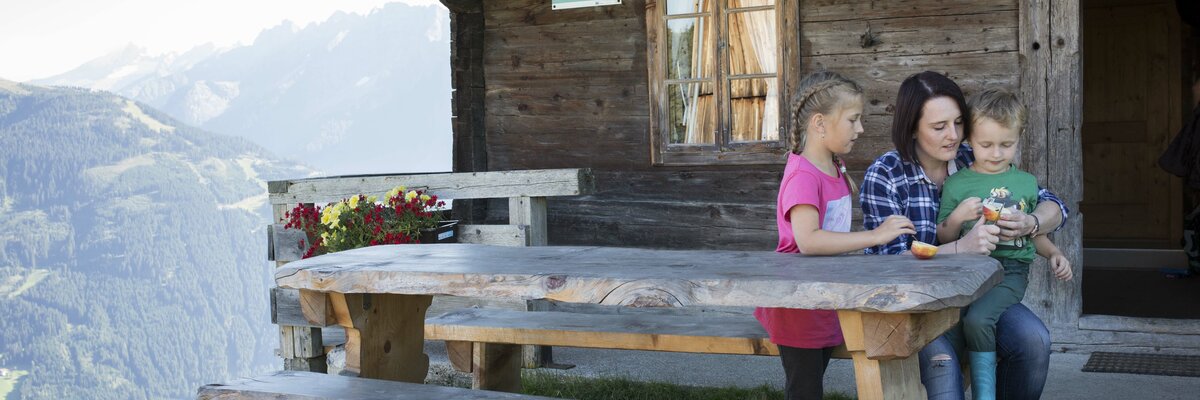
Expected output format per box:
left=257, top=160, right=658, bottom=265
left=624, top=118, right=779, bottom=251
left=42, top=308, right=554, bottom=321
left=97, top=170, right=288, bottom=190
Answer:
left=996, top=209, right=1035, bottom=241
left=958, top=215, right=1000, bottom=255
left=950, top=197, right=983, bottom=225
left=872, top=215, right=916, bottom=245
left=1049, top=253, right=1073, bottom=281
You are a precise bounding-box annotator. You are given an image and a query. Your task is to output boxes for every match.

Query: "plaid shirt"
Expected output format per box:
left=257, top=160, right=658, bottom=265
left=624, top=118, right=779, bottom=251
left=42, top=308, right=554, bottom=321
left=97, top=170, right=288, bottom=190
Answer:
left=860, top=144, right=1069, bottom=255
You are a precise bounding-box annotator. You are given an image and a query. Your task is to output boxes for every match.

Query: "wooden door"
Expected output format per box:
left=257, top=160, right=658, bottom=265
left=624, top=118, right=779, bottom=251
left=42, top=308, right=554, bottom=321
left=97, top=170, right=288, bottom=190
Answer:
left=1081, top=0, right=1184, bottom=249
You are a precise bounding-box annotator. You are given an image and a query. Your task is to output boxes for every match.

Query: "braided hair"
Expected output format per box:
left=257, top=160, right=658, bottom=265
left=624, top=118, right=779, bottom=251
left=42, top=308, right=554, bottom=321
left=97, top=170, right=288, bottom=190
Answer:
left=789, top=70, right=864, bottom=195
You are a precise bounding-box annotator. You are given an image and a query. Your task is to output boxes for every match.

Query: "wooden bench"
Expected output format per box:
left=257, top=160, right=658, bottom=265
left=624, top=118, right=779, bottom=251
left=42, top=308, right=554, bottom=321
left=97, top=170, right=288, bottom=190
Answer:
left=268, top=168, right=596, bottom=371
left=424, top=308, right=854, bottom=390
left=196, top=370, right=556, bottom=399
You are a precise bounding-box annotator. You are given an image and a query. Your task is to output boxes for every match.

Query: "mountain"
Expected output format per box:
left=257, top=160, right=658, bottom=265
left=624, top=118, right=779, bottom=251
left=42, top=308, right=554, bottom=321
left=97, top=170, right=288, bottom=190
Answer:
left=34, top=3, right=452, bottom=176
left=0, top=79, right=313, bottom=399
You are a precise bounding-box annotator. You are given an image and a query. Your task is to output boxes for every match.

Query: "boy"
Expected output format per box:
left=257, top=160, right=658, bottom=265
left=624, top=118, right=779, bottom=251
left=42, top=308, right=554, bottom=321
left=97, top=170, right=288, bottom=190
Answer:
left=935, top=88, right=1073, bottom=400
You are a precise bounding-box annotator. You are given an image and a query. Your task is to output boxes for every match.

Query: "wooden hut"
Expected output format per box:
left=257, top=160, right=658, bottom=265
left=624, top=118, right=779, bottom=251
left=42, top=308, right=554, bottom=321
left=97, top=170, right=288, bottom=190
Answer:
left=437, top=0, right=1200, bottom=353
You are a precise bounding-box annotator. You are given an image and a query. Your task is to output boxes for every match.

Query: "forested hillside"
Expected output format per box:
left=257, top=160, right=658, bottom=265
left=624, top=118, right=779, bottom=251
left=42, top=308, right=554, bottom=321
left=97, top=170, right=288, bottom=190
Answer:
left=0, top=79, right=311, bottom=399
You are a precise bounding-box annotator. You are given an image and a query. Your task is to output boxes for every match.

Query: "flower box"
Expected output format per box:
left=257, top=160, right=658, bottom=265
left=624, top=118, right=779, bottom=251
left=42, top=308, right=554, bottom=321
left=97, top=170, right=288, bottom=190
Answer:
left=420, top=220, right=459, bottom=244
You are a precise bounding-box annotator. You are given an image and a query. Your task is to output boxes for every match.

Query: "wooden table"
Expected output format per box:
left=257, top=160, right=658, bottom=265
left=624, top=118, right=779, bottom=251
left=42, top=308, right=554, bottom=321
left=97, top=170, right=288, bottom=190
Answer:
left=275, top=244, right=1001, bottom=400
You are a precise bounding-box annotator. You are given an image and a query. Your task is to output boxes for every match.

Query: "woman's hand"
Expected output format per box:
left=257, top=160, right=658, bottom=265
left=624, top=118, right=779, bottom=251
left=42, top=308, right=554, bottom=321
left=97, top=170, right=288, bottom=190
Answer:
left=949, top=197, right=983, bottom=225
left=1049, top=253, right=1073, bottom=281
left=996, top=208, right=1036, bottom=241
left=872, top=215, right=917, bottom=245
left=958, top=215, right=1000, bottom=255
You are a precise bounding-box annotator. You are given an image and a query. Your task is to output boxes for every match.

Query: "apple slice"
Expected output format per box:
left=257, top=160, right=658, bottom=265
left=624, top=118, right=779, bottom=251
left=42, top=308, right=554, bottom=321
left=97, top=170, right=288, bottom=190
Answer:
left=982, top=205, right=1002, bottom=223
left=912, top=240, right=938, bottom=260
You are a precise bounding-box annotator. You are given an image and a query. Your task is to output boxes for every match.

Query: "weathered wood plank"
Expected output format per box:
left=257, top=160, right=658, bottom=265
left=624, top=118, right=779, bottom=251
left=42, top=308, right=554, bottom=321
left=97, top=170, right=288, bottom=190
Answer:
left=268, top=224, right=308, bottom=263
left=195, top=370, right=555, bottom=399
left=1050, top=324, right=1200, bottom=354
left=800, top=0, right=1017, bottom=23
left=458, top=224, right=528, bottom=247
left=484, top=0, right=643, bottom=29
left=839, top=310, right=926, bottom=400
left=508, top=197, right=546, bottom=246
left=840, top=309, right=960, bottom=360
left=447, top=340, right=475, bottom=373
left=803, top=11, right=1018, bottom=57
left=1077, top=315, right=1200, bottom=336
left=328, top=292, right=432, bottom=383
left=472, top=342, right=523, bottom=393
left=427, top=308, right=778, bottom=355
left=277, top=244, right=1002, bottom=313
left=268, top=169, right=595, bottom=205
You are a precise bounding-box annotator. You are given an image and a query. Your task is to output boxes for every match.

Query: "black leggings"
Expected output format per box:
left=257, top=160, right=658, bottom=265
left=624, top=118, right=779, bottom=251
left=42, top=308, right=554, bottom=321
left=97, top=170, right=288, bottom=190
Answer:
left=778, top=344, right=835, bottom=400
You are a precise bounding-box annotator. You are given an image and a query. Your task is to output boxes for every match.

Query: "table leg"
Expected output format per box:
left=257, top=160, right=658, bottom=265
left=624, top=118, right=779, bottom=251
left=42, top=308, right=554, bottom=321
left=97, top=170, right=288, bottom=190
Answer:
left=328, top=292, right=432, bottom=383
left=838, top=309, right=960, bottom=400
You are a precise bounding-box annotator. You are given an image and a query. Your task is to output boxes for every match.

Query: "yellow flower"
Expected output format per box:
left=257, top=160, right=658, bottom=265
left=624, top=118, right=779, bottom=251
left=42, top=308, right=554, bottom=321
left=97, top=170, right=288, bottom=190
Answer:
left=405, top=190, right=418, bottom=202
left=419, top=194, right=431, bottom=202
left=367, top=195, right=378, bottom=203
left=385, top=185, right=407, bottom=200
left=349, top=195, right=360, bottom=209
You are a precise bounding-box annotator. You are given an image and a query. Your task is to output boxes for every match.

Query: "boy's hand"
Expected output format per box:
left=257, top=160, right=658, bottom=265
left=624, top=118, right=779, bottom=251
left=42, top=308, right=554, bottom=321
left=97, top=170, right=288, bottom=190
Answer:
left=959, top=215, right=1000, bottom=255
left=873, top=215, right=917, bottom=245
left=1049, top=253, right=1073, bottom=281
left=950, top=197, right=983, bottom=225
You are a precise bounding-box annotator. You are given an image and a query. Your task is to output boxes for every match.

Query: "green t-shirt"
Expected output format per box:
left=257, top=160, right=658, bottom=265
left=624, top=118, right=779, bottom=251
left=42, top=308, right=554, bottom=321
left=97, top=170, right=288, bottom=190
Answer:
left=936, top=165, right=1039, bottom=263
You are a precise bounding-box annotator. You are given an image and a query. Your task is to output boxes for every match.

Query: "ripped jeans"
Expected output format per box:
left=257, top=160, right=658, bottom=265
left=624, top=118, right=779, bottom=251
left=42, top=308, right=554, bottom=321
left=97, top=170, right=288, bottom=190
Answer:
left=918, top=303, right=1051, bottom=400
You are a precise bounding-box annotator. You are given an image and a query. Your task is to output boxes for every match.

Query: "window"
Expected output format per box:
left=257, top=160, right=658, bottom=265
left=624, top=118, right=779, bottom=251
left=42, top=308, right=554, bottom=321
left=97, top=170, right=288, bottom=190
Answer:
left=647, top=0, right=797, bottom=165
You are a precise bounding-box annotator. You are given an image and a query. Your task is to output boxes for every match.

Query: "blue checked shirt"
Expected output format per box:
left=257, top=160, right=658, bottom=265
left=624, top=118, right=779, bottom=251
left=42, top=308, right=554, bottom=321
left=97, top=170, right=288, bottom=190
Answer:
left=860, top=144, right=1069, bottom=255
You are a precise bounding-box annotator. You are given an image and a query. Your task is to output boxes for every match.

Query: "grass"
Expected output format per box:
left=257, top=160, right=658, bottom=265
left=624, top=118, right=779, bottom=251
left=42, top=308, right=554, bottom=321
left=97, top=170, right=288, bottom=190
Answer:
left=0, top=369, right=29, bottom=400
left=518, top=370, right=855, bottom=400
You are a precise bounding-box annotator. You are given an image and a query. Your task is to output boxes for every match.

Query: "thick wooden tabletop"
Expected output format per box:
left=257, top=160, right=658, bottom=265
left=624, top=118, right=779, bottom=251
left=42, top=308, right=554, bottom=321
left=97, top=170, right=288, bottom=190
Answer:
left=275, top=244, right=1001, bottom=313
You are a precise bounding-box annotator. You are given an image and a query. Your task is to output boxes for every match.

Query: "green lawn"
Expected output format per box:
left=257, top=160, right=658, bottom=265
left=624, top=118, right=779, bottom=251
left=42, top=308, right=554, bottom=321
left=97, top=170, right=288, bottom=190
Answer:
left=518, top=371, right=855, bottom=400
left=0, top=369, right=29, bottom=400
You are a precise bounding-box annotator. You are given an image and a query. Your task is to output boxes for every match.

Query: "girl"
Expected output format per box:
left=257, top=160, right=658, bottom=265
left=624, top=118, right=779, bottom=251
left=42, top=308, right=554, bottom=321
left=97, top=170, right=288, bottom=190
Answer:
left=755, top=70, right=915, bottom=400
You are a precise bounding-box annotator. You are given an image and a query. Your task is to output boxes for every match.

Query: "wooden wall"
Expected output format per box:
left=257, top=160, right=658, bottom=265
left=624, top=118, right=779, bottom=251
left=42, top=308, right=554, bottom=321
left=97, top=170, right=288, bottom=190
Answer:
left=477, top=0, right=1024, bottom=250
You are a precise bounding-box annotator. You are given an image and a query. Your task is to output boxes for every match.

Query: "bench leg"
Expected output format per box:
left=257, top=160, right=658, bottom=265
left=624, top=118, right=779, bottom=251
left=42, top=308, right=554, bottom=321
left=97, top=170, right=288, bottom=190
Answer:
left=473, top=342, right=522, bottom=393
left=327, top=291, right=432, bottom=383
left=838, top=309, right=960, bottom=400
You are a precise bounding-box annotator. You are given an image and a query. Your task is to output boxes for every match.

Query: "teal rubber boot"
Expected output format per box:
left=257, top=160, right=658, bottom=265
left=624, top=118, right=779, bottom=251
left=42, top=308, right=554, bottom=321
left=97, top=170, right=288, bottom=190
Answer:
left=969, top=351, right=997, bottom=400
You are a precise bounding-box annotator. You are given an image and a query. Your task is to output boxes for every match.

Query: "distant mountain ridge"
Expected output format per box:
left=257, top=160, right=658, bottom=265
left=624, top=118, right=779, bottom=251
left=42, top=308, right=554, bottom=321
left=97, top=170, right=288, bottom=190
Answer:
left=35, top=2, right=452, bottom=176
left=0, top=80, right=311, bottom=399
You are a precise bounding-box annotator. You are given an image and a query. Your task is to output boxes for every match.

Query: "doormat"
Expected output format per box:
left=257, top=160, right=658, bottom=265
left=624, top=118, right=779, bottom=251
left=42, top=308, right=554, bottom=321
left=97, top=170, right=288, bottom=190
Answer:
left=1081, top=352, right=1200, bottom=377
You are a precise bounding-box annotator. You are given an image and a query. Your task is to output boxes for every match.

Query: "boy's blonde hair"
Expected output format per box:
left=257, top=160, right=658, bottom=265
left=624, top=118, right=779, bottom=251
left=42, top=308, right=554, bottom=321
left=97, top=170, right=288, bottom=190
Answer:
left=789, top=70, right=863, bottom=194
left=967, top=88, right=1027, bottom=137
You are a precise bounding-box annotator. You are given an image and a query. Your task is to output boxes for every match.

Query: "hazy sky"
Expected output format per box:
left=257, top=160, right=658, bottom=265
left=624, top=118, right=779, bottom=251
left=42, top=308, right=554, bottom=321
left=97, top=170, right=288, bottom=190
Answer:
left=0, top=0, right=439, bottom=82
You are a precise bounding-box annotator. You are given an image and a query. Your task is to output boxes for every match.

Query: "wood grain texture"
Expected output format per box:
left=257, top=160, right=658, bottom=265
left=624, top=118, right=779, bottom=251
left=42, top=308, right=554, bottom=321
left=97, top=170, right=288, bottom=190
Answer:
left=838, top=309, right=959, bottom=360
left=472, top=342, right=523, bottom=393
left=427, top=308, right=778, bottom=355
left=458, top=224, right=529, bottom=247
left=276, top=244, right=1002, bottom=313
left=195, top=370, right=555, bottom=399
left=327, top=292, right=432, bottom=383
left=268, top=169, right=595, bottom=205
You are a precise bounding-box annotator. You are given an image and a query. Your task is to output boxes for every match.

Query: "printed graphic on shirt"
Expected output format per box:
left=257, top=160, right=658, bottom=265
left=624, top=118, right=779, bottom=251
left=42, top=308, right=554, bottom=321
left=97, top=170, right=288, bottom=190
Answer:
left=824, top=194, right=853, bottom=233
left=981, top=186, right=1029, bottom=249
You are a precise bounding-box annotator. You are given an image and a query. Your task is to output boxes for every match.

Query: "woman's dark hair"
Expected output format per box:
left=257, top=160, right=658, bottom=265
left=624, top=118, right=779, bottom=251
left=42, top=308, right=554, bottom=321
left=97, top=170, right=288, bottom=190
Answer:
left=891, top=71, right=970, bottom=163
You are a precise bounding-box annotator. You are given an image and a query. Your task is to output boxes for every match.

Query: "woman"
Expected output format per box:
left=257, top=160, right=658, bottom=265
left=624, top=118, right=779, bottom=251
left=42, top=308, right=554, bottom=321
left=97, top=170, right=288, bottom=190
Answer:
left=859, top=71, right=1068, bottom=400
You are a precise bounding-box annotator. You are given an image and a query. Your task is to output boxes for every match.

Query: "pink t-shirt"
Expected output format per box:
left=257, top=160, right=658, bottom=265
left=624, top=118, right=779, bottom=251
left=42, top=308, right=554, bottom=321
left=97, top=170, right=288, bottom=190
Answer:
left=754, top=152, right=852, bottom=349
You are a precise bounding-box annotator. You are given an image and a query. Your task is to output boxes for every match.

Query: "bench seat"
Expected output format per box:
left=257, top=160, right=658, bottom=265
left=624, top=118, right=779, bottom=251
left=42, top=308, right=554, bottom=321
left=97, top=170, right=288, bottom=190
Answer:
left=196, top=370, right=555, bottom=399
left=427, top=308, right=780, bottom=355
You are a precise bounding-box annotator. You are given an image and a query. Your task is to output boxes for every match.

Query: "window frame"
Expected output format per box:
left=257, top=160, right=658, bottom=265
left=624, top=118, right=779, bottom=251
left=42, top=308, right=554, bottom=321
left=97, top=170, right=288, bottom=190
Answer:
left=646, top=0, right=800, bottom=166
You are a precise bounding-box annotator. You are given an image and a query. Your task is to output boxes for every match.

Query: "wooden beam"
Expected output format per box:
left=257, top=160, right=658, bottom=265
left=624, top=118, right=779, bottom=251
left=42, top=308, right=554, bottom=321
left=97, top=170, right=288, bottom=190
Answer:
left=472, top=342, right=523, bottom=393
left=508, top=197, right=547, bottom=246
left=446, top=340, right=474, bottom=373
left=458, top=224, right=529, bottom=247
left=329, top=292, right=432, bottom=383
left=268, top=169, right=595, bottom=205
left=426, top=308, right=780, bottom=355
left=268, top=225, right=308, bottom=263
left=839, top=310, right=930, bottom=400
left=1045, top=0, right=1083, bottom=326
left=299, top=289, right=335, bottom=327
